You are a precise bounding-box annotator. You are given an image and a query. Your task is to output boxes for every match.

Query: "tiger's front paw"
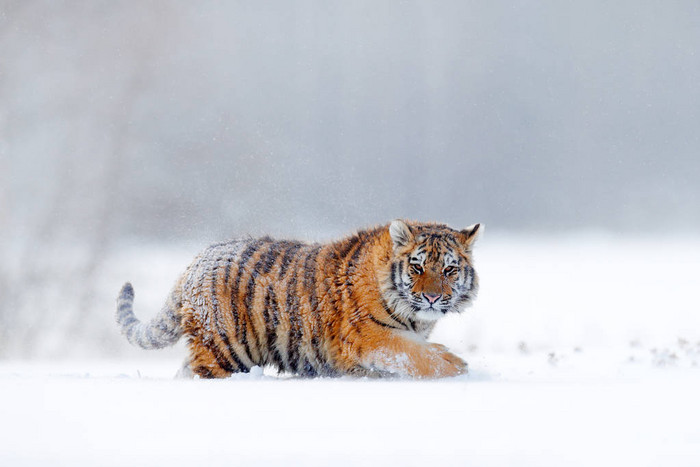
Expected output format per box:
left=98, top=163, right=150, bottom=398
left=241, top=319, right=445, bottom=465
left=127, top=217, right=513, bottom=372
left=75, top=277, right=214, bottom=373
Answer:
left=427, top=343, right=468, bottom=377
left=440, top=350, right=469, bottom=376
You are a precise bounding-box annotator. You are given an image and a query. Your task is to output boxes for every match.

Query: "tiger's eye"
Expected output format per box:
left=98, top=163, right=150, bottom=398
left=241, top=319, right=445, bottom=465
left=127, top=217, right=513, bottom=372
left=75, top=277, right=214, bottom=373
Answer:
left=411, top=264, right=424, bottom=275
left=444, top=266, right=457, bottom=276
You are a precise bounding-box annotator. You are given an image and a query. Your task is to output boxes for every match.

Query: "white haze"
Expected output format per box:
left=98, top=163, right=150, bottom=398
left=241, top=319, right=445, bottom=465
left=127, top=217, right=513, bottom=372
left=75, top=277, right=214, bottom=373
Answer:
left=2, top=0, right=699, bottom=357
left=1, top=3, right=700, bottom=464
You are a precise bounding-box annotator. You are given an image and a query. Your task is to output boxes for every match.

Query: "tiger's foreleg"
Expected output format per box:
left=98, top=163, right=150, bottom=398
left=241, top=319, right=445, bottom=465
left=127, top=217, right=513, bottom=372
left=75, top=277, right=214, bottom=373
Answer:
left=362, top=332, right=468, bottom=378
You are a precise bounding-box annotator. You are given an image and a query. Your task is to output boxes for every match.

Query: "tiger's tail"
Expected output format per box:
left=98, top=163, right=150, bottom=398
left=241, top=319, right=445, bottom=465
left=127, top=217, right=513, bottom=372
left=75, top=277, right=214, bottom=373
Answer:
left=115, top=282, right=183, bottom=349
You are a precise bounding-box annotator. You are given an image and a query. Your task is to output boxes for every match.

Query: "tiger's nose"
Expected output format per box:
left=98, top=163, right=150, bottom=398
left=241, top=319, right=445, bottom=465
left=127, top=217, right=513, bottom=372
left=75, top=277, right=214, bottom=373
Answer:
left=422, top=293, right=442, bottom=304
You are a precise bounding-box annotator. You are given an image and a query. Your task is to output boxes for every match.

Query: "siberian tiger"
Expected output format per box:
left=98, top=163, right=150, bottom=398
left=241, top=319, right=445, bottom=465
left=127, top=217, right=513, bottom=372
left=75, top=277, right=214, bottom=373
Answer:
left=115, top=220, right=481, bottom=378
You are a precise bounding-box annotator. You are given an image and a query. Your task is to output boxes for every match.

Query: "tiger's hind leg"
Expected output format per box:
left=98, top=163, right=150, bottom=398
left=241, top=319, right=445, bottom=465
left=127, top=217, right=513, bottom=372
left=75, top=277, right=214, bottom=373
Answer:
left=180, top=304, right=252, bottom=378
left=184, top=333, right=254, bottom=378
left=186, top=339, right=235, bottom=378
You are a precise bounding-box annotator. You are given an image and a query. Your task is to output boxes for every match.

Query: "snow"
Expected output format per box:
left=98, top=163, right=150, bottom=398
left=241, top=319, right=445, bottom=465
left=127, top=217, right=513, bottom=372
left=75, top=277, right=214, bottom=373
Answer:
left=1, top=235, right=699, bottom=465
left=2, top=356, right=699, bottom=466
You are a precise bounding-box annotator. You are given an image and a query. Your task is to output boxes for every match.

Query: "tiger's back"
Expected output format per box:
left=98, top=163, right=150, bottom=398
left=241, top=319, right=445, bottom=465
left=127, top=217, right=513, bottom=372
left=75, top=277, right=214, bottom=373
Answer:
left=116, top=220, right=482, bottom=379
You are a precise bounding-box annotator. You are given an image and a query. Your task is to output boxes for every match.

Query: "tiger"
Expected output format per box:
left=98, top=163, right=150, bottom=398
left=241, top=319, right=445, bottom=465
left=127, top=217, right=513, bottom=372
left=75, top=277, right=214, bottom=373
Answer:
left=115, top=220, right=481, bottom=379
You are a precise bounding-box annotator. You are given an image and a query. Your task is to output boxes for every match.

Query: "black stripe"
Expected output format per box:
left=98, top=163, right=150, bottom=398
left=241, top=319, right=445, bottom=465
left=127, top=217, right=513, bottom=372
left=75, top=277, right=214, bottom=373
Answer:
left=209, top=259, right=250, bottom=372
left=243, top=300, right=261, bottom=361
left=348, top=237, right=364, bottom=267
left=245, top=242, right=282, bottom=358
left=380, top=299, right=410, bottom=330
left=320, top=234, right=365, bottom=373
left=335, top=234, right=361, bottom=261
left=260, top=243, right=283, bottom=274
left=300, top=358, right=318, bottom=377
left=194, top=365, right=214, bottom=378
left=368, top=314, right=404, bottom=330
left=224, top=256, right=233, bottom=287
left=268, top=286, right=280, bottom=327
left=342, top=233, right=365, bottom=285
left=214, top=322, right=249, bottom=371
left=237, top=314, right=253, bottom=364
left=278, top=243, right=303, bottom=279
left=244, top=269, right=263, bottom=358
left=243, top=241, right=278, bottom=360
left=328, top=235, right=364, bottom=340
left=229, top=240, right=262, bottom=364
left=304, top=247, right=322, bottom=311
left=303, top=246, right=325, bottom=370
left=236, top=241, right=263, bottom=274
left=343, top=235, right=366, bottom=334
left=261, top=285, right=273, bottom=362
left=286, top=264, right=302, bottom=374
left=265, top=285, right=286, bottom=371
left=209, top=264, right=238, bottom=373
left=317, top=247, right=341, bottom=376
left=344, top=241, right=366, bottom=335
left=227, top=267, right=240, bottom=342
left=215, top=340, right=245, bottom=373
left=407, top=317, right=416, bottom=332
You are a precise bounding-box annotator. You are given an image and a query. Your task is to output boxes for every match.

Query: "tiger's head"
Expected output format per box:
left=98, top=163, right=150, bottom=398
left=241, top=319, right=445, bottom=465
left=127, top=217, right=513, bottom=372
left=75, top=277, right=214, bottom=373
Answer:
left=383, top=219, right=481, bottom=322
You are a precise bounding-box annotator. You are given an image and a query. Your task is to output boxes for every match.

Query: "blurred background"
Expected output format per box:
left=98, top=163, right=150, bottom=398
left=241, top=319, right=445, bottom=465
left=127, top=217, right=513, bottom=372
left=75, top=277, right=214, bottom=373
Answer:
left=1, top=1, right=699, bottom=359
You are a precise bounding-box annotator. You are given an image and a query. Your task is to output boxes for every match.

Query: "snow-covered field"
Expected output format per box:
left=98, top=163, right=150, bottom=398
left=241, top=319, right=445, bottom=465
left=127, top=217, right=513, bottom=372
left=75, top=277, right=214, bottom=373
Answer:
left=1, top=235, right=699, bottom=465
left=2, top=355, right=699, bottom=466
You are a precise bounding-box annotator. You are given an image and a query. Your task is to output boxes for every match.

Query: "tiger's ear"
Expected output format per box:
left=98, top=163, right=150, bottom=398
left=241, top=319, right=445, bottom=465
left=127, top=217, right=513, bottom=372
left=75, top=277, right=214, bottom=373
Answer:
left=459, top=223, right=483, bottom=251
left=389, top=219, right=414, bottom=249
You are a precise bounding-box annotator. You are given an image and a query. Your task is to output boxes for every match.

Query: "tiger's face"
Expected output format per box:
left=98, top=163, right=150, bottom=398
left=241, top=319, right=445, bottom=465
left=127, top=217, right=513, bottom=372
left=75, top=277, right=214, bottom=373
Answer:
left=385, top=220, right=481, bottom=321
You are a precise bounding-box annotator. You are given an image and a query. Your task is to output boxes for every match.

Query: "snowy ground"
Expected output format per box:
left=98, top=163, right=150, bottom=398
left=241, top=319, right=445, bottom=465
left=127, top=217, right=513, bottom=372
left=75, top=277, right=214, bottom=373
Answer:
left=2, top=354, right=699, bottom=466
left=1, top=235, right=699, bottom=465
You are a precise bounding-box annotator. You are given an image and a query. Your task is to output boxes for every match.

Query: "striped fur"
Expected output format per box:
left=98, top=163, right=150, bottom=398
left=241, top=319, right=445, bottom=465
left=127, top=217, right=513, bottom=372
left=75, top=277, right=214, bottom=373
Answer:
left=116, top=281, right=183, bottom=349
left=115, top=220, right=481, bottom=379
